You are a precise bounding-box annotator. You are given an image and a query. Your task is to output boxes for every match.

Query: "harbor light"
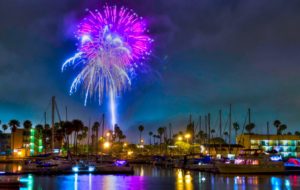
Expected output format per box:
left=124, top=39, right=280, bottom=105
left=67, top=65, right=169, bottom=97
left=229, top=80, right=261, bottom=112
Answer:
left=72, top=166, right=79, bottom=172
left=184, top=134, right=191, bottom=139
left=103, top=141, right=110, bottom=149
left=88, top=166, right=95, bottom=172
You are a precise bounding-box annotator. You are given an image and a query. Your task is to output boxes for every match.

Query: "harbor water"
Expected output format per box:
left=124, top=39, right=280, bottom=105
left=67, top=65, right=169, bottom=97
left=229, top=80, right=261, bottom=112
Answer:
left=1, top=164, right=300, bottom=190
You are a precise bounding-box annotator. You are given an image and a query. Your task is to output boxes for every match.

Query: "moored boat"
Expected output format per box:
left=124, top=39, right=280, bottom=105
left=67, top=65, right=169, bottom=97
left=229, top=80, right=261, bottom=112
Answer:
left=284, top=158, right=300, bottom=173
left=216, top=149, right=285, bottom=174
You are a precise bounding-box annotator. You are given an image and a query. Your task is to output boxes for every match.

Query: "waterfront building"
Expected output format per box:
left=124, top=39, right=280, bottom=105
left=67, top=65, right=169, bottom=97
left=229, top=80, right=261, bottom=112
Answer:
left=11, top=128, right=43, bottom=157
left=236, top=134, right=300, bottom=158
left=0, top=133, right=11, bottom=155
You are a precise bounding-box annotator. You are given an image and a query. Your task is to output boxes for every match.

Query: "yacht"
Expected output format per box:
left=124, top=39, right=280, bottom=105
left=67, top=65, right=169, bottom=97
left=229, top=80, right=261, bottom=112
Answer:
left=215, top=149, right=285, bottom=174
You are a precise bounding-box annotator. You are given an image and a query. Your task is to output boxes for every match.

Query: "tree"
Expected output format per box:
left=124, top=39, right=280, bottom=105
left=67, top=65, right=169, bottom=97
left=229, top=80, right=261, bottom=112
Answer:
left=138, top=125, right=144, bottom=143
left=233, top=122, right=240, bottom=139
left=223, top=131, right=229, bottom=144
left=186, top=122, right=195, bottom=142
left=245, top=123, right=255, bottom=134
left=149, top=131, right=153, bottom=145
left=196, top=130, right=207, bottom=144
left=2, top=124, right=8, bottom=133
left=273, top=120, right=281, bottom=135
left=63, top=121, right=73, bottom=151
left=43, top=124, right=52, bottom=153
left=92, top=122, right=100, bottom=154
left=115, top=125, right=124, bottom=142
left=278, top=124, right=287, bottom=135
left=9, top=119, right=20, bottom=153
left=35, top=124, right=44, bottom=139
left=157, top=127, right=165, bottom=144
left=295, top=131, right=300, bottom=136
left=72, top=119, right=84, bottom=154
left=23, top=120, right=32, bottom=156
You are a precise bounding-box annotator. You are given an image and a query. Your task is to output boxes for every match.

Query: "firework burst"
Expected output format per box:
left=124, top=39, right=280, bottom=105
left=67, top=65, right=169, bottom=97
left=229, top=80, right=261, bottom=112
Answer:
left=62, top=6, right=152, bottom=126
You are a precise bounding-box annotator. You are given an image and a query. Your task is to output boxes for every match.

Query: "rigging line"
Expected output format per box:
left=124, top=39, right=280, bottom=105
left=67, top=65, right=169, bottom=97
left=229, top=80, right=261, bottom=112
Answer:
left=234, top=112, right=248, bottom=155
left=54, top=101, right=62, bottom=123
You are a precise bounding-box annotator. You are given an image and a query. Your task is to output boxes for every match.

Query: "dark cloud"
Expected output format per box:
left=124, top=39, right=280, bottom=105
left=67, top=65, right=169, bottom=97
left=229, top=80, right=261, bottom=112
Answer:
left=1, top=0, right=300, bottom=142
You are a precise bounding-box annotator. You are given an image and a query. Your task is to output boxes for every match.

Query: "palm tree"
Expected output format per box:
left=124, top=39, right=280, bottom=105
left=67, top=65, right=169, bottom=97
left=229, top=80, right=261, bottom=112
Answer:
left=2, top=124, right=8, bottom=133
left=63, top=121, right=73, bottom=151
left=157, top=127, right=165, bottom=144
left=138, top=125, right=144, bottom=143
left=273, top=120, right=281, bottom=135
left=211, top=129, right=215, bottom=138
left=149, top=131, right=153, bottom=145
left=223, top=131, right=229, bottom=144
left=245, top=123, right=255, bottom=134
left=43, top=124, right=51, bottom=153
left=196, top=130, right=206, bottom=144
left=9, top=119, right=20, bottom=154
left=72, top=119, right=84, bottom=154
left=35, top=124, right=44, bottom=139
left=92, top=122, right=100, bottom=153
left=278, top=124, right=287, bottom=135
left=233, top=122, right=240, bottom=139
left=23, top=120, right=32, bottom=156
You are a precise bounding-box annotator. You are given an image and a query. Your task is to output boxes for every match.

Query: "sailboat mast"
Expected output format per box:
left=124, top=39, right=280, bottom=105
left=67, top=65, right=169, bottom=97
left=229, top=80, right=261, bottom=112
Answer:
left=51, top=96, right=55, bottom=151
left=229, top=104, right=232, bottom=154
left=208, top=113, right=211, bottom=155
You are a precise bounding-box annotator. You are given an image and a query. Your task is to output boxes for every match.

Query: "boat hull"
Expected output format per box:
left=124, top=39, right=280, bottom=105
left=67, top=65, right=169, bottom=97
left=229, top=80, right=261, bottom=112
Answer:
left=216, top=163, right=285, bottom=174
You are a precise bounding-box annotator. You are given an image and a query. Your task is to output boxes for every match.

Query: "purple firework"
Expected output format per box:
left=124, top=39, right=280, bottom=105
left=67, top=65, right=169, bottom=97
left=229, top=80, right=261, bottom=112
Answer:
left=62, top=5, right=152, bottom=126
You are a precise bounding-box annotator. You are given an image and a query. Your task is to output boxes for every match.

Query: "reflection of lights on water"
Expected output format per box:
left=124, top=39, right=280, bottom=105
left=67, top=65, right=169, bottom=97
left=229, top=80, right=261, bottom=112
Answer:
left=89, top=173, right=92, bottom=190
left=74, top=173, right=78, bottom=190
left=20, top=174, right=33, bottom=190
left=176, top=169, right=193, bottom=190
left=271, top=177, right=282, bottom=190
left=185, top=172, right=192, bottom=183
left=284, top=179, right=291, bottom=189
left=177, top=170, right=183, bottom=183
left=140, top=167, right=144, bottom=176
left=198, top=172, right=206, bottom=184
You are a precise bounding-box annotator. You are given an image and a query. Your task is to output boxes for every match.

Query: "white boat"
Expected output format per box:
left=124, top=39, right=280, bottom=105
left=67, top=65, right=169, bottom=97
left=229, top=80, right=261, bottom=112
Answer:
left=216, top=149, right=285, bottom=174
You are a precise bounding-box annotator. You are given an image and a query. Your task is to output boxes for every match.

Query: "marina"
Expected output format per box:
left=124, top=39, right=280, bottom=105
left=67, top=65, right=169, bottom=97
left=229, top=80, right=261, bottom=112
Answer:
left=0, top=164, right=299, bottom=190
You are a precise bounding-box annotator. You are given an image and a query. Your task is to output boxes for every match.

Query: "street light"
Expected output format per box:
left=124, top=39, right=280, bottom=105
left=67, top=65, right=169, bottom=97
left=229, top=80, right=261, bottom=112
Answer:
left=177, top=136, right=183, bottom=141
left=185, top=134, right=191, bottom=143
left=103, top=141, right=110, bottom=149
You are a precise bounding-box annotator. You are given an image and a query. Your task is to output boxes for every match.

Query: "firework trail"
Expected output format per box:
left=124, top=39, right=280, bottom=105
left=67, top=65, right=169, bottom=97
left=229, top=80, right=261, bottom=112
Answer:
left=62, top=6, right=152, bottom=127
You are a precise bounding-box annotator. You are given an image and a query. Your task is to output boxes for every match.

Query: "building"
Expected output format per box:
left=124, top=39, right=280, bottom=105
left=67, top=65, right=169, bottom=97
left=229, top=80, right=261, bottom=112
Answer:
left=0, top=133, right=11, bottom=155
left=11, top=128, right=44, bottom=157
left=236, top=134, right=300, bottom=158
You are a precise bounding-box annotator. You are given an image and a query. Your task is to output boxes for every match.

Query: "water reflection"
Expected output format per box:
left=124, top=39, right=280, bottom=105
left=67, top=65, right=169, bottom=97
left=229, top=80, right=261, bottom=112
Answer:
left=0, top=163, right=22, bottom=173
left=176, top=169, right=193, bottom=190
left=0, top=164, right=299, bottom=190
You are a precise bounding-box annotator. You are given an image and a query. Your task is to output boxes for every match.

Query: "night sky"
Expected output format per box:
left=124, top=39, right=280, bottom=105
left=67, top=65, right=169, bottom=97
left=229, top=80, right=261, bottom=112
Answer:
left=1, top=0, right=300, bottom=142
